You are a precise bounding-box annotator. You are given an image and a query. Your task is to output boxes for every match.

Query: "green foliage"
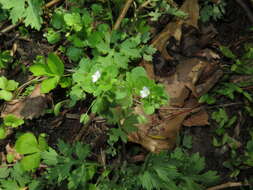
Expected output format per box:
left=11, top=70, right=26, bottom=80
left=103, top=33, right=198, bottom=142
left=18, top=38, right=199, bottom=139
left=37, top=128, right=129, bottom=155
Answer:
left=211, top=108, right=237, bottom=135
left=99, top=148, right=219, bottom=190
left=200, top=0, right=226, bottom=22
left=205, top=45, right=253, bottom=178
left=0, top=50, right=13, bottom=69
left=0, top=139, right=219, bottom=190
left=29, top=53, right=69, bottom=93
left=0, top=76, right=18, bottom=101
left=199, top=93, right=216, bottom=104
left=148, top=1, right=186, bottom=21
left=41, top=140, right=97, bottom=190
left=0, top=114, right=24, bottom=139
left=3, top=114, right=24, bottom=128
left=45, top=28, right=61, bottom=44
left=14, top=133, right=48, bottom=171
left=0, top=163, right=42, bottom=190
left=0, top=0, right=44, bottom=30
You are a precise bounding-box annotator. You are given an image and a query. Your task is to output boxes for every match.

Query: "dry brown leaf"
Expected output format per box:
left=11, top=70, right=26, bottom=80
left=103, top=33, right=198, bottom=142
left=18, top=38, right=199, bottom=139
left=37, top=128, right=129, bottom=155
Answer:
left=142, top=0, right=200, bottom=78
left=183, top=109, right=209, bottom=127
left=180, top=0, right=199, bottom=28
left=1, top=85, right=47, bottom=119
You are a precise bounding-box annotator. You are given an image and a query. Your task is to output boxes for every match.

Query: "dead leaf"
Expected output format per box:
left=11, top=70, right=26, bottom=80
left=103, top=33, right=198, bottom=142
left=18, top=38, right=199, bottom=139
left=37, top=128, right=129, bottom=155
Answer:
left=183, top=109, right=209, bottom=127
left=142, top=0, right=200, bottom=78
left=1, top=85, right=47, bottom=119
left=180, top=0, right=199, bottom=28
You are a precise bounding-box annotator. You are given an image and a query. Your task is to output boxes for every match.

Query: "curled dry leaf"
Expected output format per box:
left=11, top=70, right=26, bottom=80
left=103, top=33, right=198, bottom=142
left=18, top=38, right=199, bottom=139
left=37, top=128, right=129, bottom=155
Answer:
left=1, top=85, right=47, bottom=119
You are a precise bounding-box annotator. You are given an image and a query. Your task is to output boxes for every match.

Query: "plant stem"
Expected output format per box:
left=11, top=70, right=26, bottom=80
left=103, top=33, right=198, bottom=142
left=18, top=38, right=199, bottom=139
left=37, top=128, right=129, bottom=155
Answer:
left=113, top=0, right=134, bottom=30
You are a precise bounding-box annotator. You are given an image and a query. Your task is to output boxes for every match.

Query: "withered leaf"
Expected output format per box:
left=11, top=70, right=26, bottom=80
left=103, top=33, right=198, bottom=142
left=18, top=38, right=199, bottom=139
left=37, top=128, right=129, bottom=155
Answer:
left=1, top=85, right=47, bottom=119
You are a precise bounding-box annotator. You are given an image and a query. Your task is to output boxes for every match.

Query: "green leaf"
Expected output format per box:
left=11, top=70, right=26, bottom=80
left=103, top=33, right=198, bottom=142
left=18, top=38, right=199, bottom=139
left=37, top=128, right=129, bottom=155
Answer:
left=59, top=77, right=72, bottom=88
left=7, top=153, right=15, bottom=163
left=41, top=147, right=58, bottom=166
left=0, top=180, right=20, bottom=190
left=0, top=50, right=13, bottom=69
left=21, top=152, right=41, bottom=171
left=66, top=46, right=83, bottom=62
left=0, top=0, right=25, bottom=23
left=51, top=10, right=65, bottom=29
left=220, top=46, right=236, bottom=59
left=3, top=114, right=24, bottom=128
left=38, top=133, right=48, bottom=151
left=183, top=135, right=192, bottom=149
left=70, top=85, right=85, bottom=105
left=29, top=63, right=51, bottom=76
left=47, top=53, right=64, bottom=76
left=0, top=0, right=43, bottom=30
left=46, top=28, right=61, bottom=44
left=0, top=76, right=8, bottom=89
left=0, top=165, right=10, bottom=178
left=54, top=101, right=64, bottom=116
left=74, top=142, right=90, bottom=160
left=6, top=79, right=19, bottom=91
left=0, top=89, right=13, bottom=101
left=23, top=0, right=43, bottom=30
left=80, top=113, right=89, bottom=124
left=41, top=76, right=59, bottom=93
left=0, top=127, right=6, bottom=139
left=15, top=133, right=40, bottom=154
left=64, top=12, right=82, bottom=31
left=143, top=104, right=155, bottom=115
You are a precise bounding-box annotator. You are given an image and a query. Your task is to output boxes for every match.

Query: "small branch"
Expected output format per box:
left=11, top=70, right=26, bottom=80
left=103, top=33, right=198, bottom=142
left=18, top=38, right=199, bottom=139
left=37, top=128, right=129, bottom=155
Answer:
left=113, top=0, right=134, bottom=30
left=0, top=23, right=19, bottom=35
left=45, top=0, right=63, bottom=8
left=207, top=181, right=250, bottom=190
left=136, top=0, right=151, bottom=12
left=207, top=102, right=244, bottom=109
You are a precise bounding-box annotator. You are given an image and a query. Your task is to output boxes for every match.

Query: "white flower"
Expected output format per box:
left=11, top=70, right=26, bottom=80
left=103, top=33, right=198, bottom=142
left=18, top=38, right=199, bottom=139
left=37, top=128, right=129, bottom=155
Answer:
left=140, top=86, right=150, bottom=98
left=92, top=70, right=101, bottom=83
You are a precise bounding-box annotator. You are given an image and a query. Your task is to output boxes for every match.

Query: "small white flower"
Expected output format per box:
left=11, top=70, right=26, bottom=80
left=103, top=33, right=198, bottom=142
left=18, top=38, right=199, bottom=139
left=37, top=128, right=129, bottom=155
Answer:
left=140, top=86, right=150, bottom=98
left=92, top=70, right=101, bottom=83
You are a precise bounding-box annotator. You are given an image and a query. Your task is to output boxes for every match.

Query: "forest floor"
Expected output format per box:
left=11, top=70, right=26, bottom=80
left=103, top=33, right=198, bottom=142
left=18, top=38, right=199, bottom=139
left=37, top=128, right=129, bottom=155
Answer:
left=0, top=0, right=253, bottom=190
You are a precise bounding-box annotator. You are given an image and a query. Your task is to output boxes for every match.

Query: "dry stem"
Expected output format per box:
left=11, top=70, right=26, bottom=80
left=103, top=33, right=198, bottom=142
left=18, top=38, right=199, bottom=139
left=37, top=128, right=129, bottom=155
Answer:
left=207, top=181, right=250, bottom=190
left=113, top=0, right=134, bottom=30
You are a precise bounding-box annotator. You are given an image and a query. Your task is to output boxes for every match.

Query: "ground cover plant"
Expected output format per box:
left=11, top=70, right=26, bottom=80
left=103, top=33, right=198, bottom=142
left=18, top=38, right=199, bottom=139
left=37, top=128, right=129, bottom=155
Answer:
left=0, top=0, right=253, bottom=189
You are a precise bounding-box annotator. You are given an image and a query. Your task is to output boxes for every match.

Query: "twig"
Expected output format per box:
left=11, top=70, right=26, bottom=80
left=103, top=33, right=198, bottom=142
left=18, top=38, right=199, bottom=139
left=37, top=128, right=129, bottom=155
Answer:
left=136, top=0, right=151, bottom=12
left=113, top=0, right=134, bottom=30
left=0, top=0, right=63, bottom=35
left=207, top=181, right=250, bottom=190
left=207, top=102, right=244, bottom=109
left=45, top=0, right=63, bottom=8
left=0, top=23, right=19, bottom=35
